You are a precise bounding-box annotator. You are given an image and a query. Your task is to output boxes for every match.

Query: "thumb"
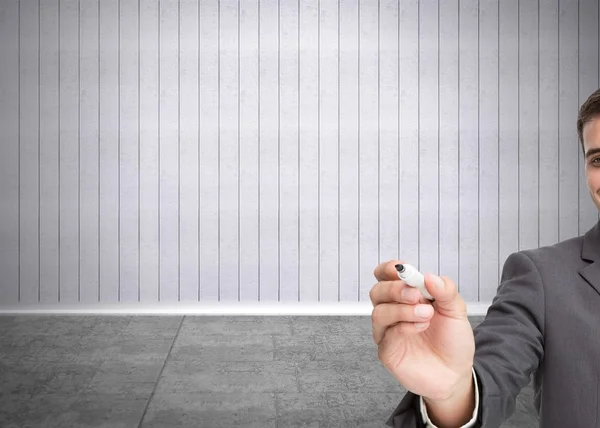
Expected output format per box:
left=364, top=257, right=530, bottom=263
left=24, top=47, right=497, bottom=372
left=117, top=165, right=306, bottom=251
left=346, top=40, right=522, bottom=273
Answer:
left=423, top=273, right=467, bottom=318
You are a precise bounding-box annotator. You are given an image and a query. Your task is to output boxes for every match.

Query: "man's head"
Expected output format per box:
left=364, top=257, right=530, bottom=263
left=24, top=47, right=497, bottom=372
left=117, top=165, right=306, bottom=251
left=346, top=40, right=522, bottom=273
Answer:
left=580, top=88, right=600, bottom=211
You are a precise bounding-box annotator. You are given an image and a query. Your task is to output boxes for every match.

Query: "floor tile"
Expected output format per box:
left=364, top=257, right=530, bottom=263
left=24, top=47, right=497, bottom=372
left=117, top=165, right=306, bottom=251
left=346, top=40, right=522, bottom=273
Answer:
left=57, top=392, right=149, bottom=428
left=0, top=391, right=78, bottom=428
left=82, top=360, right=162, bottom=394
left=180, top=315, right=292, bottom=335
left=0, top=315, right=100, bottom=336
left=325, top=392, right=407, bottom=423
left=123, top=316, right=183, bottom=337
left=0, top=360, right=99, bottom=397
left=289, top=316, right=372, bottom=336
left=295, top=360, right=405, bottom=394
left=275, top=392, right=345, bottom=427
left=0, top=389, right=149, bottom=428
left=0, top=315, right=16, bottom=329
left=170, top=333, right=275, bottom=361
left=0, top=314, right=537, bottom=428
left=141, top=392, right=277, bottom=428
left=343, top=360, right=407, bottom=392
left=156, top=360, right=299, bottom=393
left=99, top=336, right=175, bottom=364
left=14, top=334, right=116, bottom=364
left=274, top=334, right=377, bottom=362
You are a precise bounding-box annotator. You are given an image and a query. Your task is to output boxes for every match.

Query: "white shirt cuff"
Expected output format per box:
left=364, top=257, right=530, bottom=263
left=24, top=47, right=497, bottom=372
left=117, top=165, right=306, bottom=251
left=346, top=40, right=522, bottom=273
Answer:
left=419, top=367, right=479, bottom=428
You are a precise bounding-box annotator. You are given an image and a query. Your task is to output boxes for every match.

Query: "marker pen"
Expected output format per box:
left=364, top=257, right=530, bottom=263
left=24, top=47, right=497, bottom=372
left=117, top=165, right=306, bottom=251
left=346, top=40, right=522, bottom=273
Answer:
left=395, top=263, right=434, bottom=301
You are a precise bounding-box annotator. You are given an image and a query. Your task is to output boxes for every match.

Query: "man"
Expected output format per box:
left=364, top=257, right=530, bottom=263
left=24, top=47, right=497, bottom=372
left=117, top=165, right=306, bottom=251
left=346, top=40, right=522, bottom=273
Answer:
left=370, top=88, right=600, bottom=428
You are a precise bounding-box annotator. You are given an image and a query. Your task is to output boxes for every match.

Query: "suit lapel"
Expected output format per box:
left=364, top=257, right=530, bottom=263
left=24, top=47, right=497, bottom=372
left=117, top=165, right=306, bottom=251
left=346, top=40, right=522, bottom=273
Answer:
left=579, top=218, right=600, bottom=296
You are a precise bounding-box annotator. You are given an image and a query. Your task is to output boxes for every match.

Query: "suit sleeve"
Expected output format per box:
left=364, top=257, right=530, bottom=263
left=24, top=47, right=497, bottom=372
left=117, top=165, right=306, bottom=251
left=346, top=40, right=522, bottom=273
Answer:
left=385, top=251, right=545, bottom=428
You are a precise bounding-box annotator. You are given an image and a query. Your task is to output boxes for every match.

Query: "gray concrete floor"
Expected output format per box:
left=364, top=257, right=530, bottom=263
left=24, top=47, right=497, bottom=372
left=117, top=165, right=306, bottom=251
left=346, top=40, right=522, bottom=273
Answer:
left=0, top=315, right=537, bottom=427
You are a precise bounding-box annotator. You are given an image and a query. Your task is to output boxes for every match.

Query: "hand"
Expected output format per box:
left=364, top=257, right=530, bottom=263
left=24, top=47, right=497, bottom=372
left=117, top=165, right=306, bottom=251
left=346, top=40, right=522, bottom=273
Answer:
left=370, top=260, right=475, bottom=402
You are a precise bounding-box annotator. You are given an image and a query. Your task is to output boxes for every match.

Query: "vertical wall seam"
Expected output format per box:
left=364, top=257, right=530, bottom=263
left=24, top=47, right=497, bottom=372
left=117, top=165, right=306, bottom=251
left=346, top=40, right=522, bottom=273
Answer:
left=337, top=0, right=340, bottom=302
left=238, top=0, right=241, bottom=302
left=558, top=0, right=560, bottom=241
left=497, top=0, right=500, bottom=283
left=178, top=0, right=181, bottom=302
left=177, top=0, right=181, bottom=302
left=577, top=0, right=580, bottom=235
left=39, top=0, right=42, bottom=303
left=98, top=0, right=101, bottom=302
left=198, top=1, right=202, bottom=302
left=118, top=0, right=121, bottom=302
left=397, top=0, right=400, bottom=263
left=18, top=0, right=21, bottom=303
left=437, top=0, right=440, bottom=277
left=318, top=0, right=321, bottom=302
left=517, top=0, right=520, bottom=252
left=298, top=0, right=301, bottom=302
left=138, top=0, right=141, bottom=302
left=258, top=0, right=261, bottom=302
left=417, top=0, right=420, bottom=271
left=78, top=0, right=81, bottom=302
left=158, top=0, right=161, bottom=302
left=218, top=0, right=222, bottom=302
left=457, top=0, right=460, bottom=291
left=477, top=0, right=480, bottom=302
left=278, top=0, right=281, bottom=302
left=537, top=0, right=542, bottom=247
left=377, top=0, right=380, bottom=266
left=58, top=0, right=61, bottom=302
left=357, top=0, right=361, bottom=301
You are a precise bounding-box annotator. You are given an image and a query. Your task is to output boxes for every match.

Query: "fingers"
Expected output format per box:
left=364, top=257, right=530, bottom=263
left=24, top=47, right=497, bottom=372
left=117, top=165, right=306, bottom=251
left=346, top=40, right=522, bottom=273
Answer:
left=369, top=280, right=423, bottom=307
left=423, top=273, right=467, bottom=317
left=377, top=321, right=431, bottom=363
left=373, top=260, right=404, bottom=282
left=371, top=302, right=434, bottom=345
left=371, top=259, right=431, bottom=305
left=380, top=321, right=431, bottom=346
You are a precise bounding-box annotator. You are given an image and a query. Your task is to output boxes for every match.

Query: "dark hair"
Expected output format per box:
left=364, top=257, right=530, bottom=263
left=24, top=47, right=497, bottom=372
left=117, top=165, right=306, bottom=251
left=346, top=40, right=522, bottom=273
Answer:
left=578, top=88, right=600, bottom=153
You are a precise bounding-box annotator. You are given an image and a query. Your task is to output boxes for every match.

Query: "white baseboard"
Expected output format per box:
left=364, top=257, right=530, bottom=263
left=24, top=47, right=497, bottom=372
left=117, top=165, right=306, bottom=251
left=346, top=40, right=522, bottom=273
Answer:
left=0, top=302, right=491, bottom=316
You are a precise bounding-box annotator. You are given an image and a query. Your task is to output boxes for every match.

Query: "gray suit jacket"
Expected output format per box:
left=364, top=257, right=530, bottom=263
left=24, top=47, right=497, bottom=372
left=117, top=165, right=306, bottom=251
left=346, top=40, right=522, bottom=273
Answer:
left=386, top=219, right=600, bottom=428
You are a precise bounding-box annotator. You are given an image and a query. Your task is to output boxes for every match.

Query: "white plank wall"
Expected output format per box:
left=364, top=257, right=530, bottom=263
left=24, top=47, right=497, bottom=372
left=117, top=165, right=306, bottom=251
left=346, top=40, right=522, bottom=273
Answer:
left=1, top=0, right=599, bottom=306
